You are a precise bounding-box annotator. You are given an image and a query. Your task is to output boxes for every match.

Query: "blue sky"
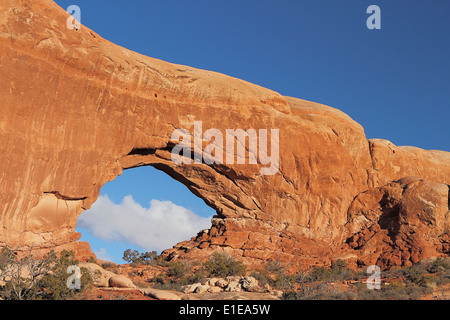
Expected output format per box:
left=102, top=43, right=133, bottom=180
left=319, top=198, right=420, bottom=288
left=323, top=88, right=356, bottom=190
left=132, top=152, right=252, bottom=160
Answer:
left=53, top=0, right=450, bottom=263
left=76, top=167, right=215, bottom=263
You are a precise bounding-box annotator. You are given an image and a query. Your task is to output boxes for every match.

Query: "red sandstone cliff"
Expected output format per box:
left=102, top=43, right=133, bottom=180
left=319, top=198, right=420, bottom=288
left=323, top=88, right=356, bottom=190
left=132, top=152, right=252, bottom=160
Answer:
left=0, top=0, right=448, bottom=270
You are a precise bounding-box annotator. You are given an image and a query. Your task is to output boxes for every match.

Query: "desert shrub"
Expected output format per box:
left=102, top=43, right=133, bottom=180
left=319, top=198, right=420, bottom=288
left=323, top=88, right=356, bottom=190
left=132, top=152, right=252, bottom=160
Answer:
left=122, top=249, right=140, bottom=264
left=87, top=256, right=97, bottom=264
left=307, top=260, right=353, bottom=282
left=260, top=260, right=297, bottom=290
left=356, top=262, right=435, bottom=300
left=400, top=266, right=427, bottom=287
left=329, top=259, right=354, bottom=280
left=249, top=271, right=269, bottom=287
left=179, top=273, right=205, bottom=286
left=0, top=248, right=56, bottom=300
left=178, top=266, right=208, bottom=285
left=427, top=257, right=450, bottom=273
left=101, top=262, right=116, bottom=269
left=122, top=249, right=159, bottom=266
left=355, top=278, right=432, bottom=300
left=330, top=259, right=347, bottom=270
left=252, top=262, right=277, bottom=285
left=167, top=261, right=188, bottom=279
left=281, top=280, right=354, bottom=300
left=149, top=273, right=183, bottom=291
left=264, top=260, right=284, bottom=273
left=202, top=252, right=246, bottom=278
left=152, top=273, right=166, bottom=285
left=432, top=271, right=450, bottom=286
left=277, top=273, right=298, bottom=290
left=298, top=285, right=355, bottom=300
left=308, top=266, right=332, bottom=282
left=0, top=249, right=92, bottom=300
left=139, top=251, right=160, bottom=265
left=281, top=291, right=298, bottom=300
left=37, top=250, right=93, bottom=300
left=0, top=247, right=17, bottom=269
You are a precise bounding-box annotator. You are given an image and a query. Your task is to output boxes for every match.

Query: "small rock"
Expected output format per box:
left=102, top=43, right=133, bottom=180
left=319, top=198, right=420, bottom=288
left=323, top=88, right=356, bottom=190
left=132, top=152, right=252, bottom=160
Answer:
left=224, top=281, right=242, bottom=292
left=240, top=276, right=259, bottom=292
left=270, top=290, right=283, bottom=297
left=226, top=276, right=242, bottom=283
left=216, top=278, right=229, bottom=288
left=207, top=286, right=222, bottom=293
left=207, top=277, right=220, bottom=287
left=183, top=283, right=201, bottom=294
left=195, top=284, right=210, bottom=294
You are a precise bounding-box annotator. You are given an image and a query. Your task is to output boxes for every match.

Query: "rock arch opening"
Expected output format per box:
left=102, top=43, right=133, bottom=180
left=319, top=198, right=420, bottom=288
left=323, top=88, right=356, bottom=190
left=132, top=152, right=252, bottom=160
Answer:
left=76, top=165, right=215, bottom=264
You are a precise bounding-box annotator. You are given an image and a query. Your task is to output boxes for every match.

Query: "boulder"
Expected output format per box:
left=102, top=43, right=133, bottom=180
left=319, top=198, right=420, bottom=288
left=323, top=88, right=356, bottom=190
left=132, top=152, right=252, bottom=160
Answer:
left=78, top=262, right=116, bottom=287
left=240, top=276, right=259, bottom=292
left=183, top=283, right=201, bottom=294
left=207, top=278, right=220, bottom=287
left=215, top=279, right=229, bottom=288
left=207, top=286, right=223, bottom=293
left=108, top=275, right=136, bottom=289
left=194, top=284, right=211, bottom=294
left=224, top=281, right=242, bottom=292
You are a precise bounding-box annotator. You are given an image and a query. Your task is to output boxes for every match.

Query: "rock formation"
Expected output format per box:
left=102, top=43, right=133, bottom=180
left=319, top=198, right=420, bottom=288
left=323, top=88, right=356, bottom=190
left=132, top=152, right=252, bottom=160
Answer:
left=0, top=0, right=449, bottom=270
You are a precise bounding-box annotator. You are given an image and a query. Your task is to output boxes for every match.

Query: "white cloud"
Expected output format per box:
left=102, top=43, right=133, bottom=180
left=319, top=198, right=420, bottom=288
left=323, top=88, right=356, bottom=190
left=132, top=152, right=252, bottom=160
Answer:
left=77, top=195, right=212, bottom=252
left=94, top=248, right=113, bottom=262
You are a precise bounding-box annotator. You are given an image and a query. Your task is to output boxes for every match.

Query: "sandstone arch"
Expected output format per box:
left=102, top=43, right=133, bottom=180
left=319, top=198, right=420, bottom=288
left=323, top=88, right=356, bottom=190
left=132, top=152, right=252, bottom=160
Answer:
left=1, top=0, right=449, bottom=269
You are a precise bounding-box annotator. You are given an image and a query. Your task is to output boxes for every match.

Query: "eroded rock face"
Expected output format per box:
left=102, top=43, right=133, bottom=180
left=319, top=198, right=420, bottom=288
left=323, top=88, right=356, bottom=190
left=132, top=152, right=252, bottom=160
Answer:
left=345, top=177, right=450, bottom=268
left=0, top=0, right=449, bottom=269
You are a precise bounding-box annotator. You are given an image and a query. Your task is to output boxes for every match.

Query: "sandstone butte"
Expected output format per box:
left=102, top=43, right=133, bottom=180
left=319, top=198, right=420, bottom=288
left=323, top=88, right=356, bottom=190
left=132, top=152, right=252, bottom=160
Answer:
left=0, top=0, right=449, bottom=272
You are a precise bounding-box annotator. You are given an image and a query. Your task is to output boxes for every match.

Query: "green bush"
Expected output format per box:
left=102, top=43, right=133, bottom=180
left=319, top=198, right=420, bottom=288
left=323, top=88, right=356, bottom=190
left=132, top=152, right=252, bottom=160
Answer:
left=181, top=271, right=207, bottom=286
left=87, top=256, right=97, bottom=264
left=307, top=260, right=353, bottom=282
left=122, top=249, right=139, bottom=264
left=122, top=249, right=159, bottom=266
left=401, top=266, right=426, bottom=287
left=355, top=280, right=431, bottom=300
left=308, top=266, right=332, bottom=282
left=167, top=261, right=188, bottom=279
left=427, top=258, right=450, bottom=273
left=249, top=271, right=269, bottom=287
left=202, top=252, right=246, bottom=278
left=0, top=249, right=92, bottom=300
left=37, top=250, right=93, bottom=300
left=150, top=273, right=183, bottom=291
left=101, top=262, right=117, bottom=269
left=250, top=260, right=296, bottom=291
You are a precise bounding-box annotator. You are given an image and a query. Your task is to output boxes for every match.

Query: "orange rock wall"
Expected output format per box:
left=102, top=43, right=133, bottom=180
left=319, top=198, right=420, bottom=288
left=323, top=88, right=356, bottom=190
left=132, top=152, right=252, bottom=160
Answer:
left=0, top=0, right=449, bottom=268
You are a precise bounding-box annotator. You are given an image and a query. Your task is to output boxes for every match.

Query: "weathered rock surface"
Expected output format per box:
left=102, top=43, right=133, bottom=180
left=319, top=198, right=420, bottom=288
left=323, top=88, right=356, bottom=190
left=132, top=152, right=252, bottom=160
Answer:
left=139, top=287, right=182, bottom=300
left=79, top=262, right=137, bottom=289
left=345, top=177, right=450, bottom=268
left=182, top=276, right=279, bottom=297
left=0, top=0, right=449, bottom=270
left=79, top=262, right=117, bottom=287
left=108, top=275, right=136, bottom=289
